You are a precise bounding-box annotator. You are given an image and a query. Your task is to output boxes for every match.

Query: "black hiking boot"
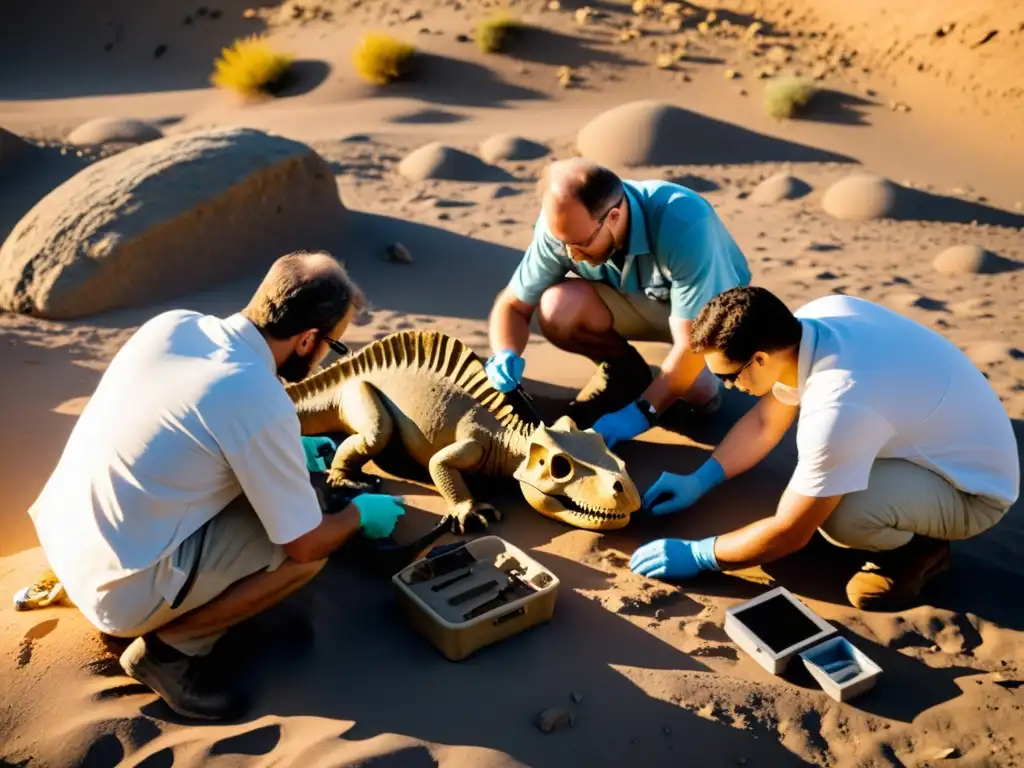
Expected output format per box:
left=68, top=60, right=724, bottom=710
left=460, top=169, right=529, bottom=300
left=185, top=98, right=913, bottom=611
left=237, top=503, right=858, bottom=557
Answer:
left=120, top=633, right=243, bottom=721
left=564, top=345, right=653, bottom=429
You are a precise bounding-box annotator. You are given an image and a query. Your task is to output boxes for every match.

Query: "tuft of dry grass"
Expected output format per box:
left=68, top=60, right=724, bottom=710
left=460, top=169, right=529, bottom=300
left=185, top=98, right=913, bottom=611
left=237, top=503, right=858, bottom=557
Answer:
left=476, top=13, right=521, bottom=53
left=211, top=35, right=294, bottom=97
left=352, top=32, right=416, bottom=85
left=763, top=76, right=819, bottom=119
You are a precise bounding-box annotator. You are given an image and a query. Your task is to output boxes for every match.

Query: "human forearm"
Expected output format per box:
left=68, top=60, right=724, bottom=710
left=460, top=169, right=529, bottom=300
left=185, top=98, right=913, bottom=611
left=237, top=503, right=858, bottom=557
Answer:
left=643, top=345, right=706, bottom=411
left=710, top=395, right=796, bottom=479
left=284, top=505, right=361, bottom=563
left=488, top=290, right=533, bottom=356
left=711, top=516, right=808, bottom=570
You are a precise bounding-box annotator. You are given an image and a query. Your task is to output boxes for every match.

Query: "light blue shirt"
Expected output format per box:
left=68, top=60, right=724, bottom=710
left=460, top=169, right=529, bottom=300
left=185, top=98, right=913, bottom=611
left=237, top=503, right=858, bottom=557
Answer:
left=508, top=179, right=751, bottom=320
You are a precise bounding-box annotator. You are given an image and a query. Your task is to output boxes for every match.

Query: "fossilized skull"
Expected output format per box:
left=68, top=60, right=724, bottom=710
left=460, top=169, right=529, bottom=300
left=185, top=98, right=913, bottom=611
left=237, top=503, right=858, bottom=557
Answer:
left=513, top=414, right=641, bottom=530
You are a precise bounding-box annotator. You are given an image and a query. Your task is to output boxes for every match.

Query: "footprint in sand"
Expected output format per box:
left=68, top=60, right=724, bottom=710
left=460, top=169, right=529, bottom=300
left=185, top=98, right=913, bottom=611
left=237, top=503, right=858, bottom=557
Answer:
left=17, top=618, right=59, bottom=667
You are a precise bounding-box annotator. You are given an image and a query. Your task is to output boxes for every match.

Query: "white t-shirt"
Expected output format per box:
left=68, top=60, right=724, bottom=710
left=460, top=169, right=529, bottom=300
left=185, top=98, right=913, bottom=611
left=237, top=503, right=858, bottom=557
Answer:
left=787, top=295, right=1019, bottom=509
left=28, top=310, right=323, bottom=632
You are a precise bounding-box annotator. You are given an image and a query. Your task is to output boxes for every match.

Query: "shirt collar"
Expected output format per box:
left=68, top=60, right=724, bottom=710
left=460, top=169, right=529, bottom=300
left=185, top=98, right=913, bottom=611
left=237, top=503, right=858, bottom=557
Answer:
left=223, top=312, right=278, bottom=375
left=796, top=318, right=819, bottom=394
left=622, top=182, right=651, bottom=259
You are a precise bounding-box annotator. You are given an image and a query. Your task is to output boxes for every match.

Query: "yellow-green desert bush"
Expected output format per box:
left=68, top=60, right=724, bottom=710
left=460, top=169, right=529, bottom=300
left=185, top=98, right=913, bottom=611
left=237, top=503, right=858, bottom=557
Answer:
left=477, top=14, right=521, bottom=53
left=352, top=33, right=416, bottom=85
left=211, top=35, right=294, bottom=97
left=763, top=76, right=818, bottom=119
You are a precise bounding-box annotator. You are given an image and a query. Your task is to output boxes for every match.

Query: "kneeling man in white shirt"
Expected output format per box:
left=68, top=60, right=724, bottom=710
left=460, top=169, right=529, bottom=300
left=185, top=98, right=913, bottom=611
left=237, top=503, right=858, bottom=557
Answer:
left=28, top=251, right=406, bottom=720
left=628, top=286, right=1019, bottom=611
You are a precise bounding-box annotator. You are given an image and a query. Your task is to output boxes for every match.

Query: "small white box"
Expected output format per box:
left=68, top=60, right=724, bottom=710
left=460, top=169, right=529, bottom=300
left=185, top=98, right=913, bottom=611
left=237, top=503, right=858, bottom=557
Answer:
left=723, top=586, right=882, bottom=702
left=799, top=635, right=882, bottom=702
left=723, top=586, right=837, bottom=675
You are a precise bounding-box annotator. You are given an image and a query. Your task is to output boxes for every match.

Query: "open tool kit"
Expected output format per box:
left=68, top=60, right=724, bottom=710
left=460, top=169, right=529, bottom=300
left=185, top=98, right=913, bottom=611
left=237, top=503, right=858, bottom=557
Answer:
left=392, top=536, right=560, bottom=661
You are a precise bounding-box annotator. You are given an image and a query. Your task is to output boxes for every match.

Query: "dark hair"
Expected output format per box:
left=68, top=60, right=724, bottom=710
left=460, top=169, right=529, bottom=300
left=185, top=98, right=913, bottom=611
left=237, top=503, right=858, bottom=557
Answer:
left=574, top=164, right=624, bottom=218
left=244, top=251, right=366, bottom=340
left=690, top=286, right=801, bottom=362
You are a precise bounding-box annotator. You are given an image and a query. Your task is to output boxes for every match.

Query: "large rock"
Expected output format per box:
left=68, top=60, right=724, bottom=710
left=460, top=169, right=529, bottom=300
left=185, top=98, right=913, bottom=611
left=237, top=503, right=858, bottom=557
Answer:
left=478, top=134, right=549, bottom=163
left=933, top=244, right=1019, bottom=275
left=575, top=99, right=853, bottom=167
left=821, top=173, right=897, bottom=220
left=749, top=172, right=811, bottom=204
left=0, top=127, right=346, bottom=319
left=66, top=117, right=163, bottom=148
left=398, top=142, right=514, bottom=182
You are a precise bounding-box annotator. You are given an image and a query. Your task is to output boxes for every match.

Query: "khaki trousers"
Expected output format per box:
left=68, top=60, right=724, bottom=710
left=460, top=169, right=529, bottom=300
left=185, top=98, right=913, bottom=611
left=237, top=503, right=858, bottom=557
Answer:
left=108, top=495, right=288, bottom=656
left=819, top=459, right=1009, bottom=552
left=591, top=283, right=673, bottom=343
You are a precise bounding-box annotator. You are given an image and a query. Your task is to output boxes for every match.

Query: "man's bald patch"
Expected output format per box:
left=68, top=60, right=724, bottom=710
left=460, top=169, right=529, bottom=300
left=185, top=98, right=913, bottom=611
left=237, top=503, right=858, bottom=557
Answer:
left=542, top=158, right=624, bottom=218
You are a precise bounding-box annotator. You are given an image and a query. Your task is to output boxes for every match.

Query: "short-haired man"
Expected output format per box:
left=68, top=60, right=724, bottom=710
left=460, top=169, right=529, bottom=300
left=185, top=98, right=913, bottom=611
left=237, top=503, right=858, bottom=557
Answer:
left=485, top=158, right=751, bottom=446
left=629, top=286, right=1020, bottom=610
left=27, top=251, right=406, bottom=720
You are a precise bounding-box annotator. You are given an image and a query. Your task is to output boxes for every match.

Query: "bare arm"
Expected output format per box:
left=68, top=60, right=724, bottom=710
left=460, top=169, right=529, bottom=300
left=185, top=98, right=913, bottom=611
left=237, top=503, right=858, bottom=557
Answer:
left=712, top=489, right=842, bottom=569
left=282, top=504, right=362, bottom=563
left=711, top=391, right=799, bottom=479
left=641, top=317, right=707, bottom=412
left=488, top=287, right=536, bottom=356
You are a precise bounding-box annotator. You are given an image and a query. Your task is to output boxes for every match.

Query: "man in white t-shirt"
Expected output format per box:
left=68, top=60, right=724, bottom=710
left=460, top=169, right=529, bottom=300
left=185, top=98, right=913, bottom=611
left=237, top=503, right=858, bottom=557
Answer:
left=627, top=286, right=1019, bottom=611
left=27, top=251, right=406, bottom=720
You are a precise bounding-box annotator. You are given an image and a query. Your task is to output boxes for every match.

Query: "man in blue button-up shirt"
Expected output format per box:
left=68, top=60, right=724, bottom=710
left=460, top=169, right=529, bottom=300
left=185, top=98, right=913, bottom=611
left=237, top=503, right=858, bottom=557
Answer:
left=485, top=158, right=751, bottom=448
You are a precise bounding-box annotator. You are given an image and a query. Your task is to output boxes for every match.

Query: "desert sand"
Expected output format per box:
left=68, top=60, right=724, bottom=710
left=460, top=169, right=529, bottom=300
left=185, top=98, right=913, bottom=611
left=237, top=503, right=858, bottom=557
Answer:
left=1, top=1, right=1023, bottom=766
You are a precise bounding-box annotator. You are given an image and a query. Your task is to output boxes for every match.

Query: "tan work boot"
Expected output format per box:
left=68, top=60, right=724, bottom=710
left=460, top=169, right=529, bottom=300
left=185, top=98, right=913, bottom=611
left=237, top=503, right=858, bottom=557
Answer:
left=564, top=345, right=653, bottom=429
left=845, top=535, right=953, bottom=611
left=120, top=633, right=242, bottom=720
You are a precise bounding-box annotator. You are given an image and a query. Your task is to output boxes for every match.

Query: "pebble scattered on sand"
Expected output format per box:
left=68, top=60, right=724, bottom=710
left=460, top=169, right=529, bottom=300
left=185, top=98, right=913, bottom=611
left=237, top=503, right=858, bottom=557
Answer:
left=749, top=172, right=812, bottom=204
left=536, top=707, right=573, bottom=733
left=821, top=172, right=897, bottom=221
left=384, top=242, right=413, bottom=264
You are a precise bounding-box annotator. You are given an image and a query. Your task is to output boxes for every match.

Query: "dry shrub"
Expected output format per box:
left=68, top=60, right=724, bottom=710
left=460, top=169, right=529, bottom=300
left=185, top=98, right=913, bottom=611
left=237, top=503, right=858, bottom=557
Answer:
left=352, top=32, right=416, bottom=85
left=477, top=13, right=521, bottom=53
left=211, top=35, right=294, bottom=97
left=763, top=76, right=818, bottom=119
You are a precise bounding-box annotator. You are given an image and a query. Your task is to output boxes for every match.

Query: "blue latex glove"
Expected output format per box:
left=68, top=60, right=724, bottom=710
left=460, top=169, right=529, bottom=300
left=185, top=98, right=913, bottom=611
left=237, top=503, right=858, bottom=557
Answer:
left=630, top=537, right=720, bottom=579
left=351, top=494, right=406, bottom=539
left=591, top=401, right=650, bottom=449
left=642, top=458, right=726, bottom=516
left=485, top=349, right=525, bottom=393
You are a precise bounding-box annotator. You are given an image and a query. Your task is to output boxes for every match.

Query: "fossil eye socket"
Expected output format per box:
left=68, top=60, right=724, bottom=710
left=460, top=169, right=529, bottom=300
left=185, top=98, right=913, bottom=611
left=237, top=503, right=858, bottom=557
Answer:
left=550, top=454, right=573, bottom=481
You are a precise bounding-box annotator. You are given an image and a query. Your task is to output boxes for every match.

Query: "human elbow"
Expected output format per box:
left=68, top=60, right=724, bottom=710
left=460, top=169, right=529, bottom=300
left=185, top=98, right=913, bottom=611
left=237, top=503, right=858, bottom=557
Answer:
left=282, top=538, right=321, bottom=564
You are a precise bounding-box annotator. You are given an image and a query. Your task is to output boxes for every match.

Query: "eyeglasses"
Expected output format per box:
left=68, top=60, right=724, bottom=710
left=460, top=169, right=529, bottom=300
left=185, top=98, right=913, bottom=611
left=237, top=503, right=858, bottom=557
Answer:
left=321, top=335, right=350, bottom=357
left=714, top=357, right=754, bottom=384
left=561, top=193, right=625, bottom=252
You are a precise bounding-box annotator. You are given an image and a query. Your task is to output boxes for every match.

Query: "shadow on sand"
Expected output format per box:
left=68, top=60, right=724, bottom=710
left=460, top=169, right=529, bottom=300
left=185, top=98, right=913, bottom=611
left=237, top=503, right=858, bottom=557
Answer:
left=886, top=185, right=1024, bottom=229
left=499, top=25, right=645, bottom=69
left=0, top=0, right=278, bottom=99
left=362, top=53, right=548, bottom=109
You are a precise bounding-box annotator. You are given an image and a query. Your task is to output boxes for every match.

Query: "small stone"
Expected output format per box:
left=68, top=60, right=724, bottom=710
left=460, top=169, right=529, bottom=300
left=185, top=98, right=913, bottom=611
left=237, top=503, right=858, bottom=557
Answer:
left=574, top=7, right=592, bottom=24
left=656, top=52, right=675, bottom=69
left=385, top=243, right=413, bottom=264
left=655, top=609, right=667, bottom=620
left=401, top=9, right=422, bottom=21
left=536, top=708, right=573, bottom=733
left=455, top=33, right=470, bottom=42
left=891, top=101, right=911, bottom=112
left=243, top=8, right=257, bottom=18
left=724, top=69, right=739, bottom=79
left=546, top=0, right=560, bottom=9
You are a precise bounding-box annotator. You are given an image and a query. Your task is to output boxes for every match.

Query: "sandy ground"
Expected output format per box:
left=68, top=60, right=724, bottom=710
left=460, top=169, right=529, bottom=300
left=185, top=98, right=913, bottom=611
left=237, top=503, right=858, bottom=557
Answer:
left=1, top=1, right=1023, bottom=766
